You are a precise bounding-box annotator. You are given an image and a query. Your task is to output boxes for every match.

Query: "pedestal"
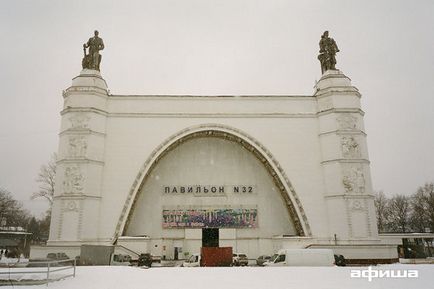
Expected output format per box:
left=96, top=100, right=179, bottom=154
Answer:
left=48, top=70, right=108, bottom=245
left=315, top=70, right=379, bottom=242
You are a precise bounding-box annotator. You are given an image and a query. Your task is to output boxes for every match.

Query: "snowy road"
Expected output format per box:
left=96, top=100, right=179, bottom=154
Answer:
left=1, top=264, right=433, bottom=289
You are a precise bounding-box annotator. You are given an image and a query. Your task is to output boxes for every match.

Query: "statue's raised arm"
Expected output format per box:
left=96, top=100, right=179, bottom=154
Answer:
left=82, top=30, right=104, bottom=71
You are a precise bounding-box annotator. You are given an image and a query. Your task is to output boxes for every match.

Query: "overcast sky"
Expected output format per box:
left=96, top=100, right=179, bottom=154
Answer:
left=1, top=0, right=433, bottom=217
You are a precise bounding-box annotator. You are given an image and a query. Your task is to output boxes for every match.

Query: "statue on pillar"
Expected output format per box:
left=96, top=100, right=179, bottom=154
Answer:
left=318, top=31, right=339, bottom=74
left=82, top=30, right=105, bottom=71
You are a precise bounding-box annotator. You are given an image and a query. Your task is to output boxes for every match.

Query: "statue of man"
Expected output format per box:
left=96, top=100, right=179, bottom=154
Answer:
left=318, top=31, right=339, bottom=74
left=82, top=30, right=105, bottom=71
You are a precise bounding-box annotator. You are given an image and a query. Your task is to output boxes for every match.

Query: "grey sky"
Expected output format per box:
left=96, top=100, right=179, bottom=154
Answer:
left=1, top=0, right=433, bottom=217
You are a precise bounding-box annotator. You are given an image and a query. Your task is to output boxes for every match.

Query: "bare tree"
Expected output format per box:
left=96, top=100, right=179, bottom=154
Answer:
left=374, top=191, right=390, bottom=233
left=0, top=187, right=31, bottom=227
left=374, top=183, right=434, bottom=233
left=413, top=183, right=434, bottom=233
left=31, top=153, right=56, bottom=206
left=388, top=195, right=411, bottom=233
left=410, top=188, right=428, bottom=232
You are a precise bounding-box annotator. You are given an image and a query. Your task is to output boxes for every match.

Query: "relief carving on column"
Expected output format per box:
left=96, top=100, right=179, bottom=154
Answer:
left=341, top=136, right=361, bottom=158
left=349, top=199, right=368, bottom=212
left=351, top=200, right=362, bottom=211
left=63, top=166, right=84, bottom=194
left=346, top=198, right=372, bottom=238
left=343, top=166, right=365, bottom=194
left=64, top=200, right=79, bottom=212
left=337, top=114, right=357, bottom=130
left=68, top=136, right=88, bottom=157
left=69, top=114, right=90, bottom=129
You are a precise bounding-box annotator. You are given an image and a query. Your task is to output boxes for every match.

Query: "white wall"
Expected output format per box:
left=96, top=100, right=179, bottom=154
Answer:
left=48, top=70, right=382, bottom=260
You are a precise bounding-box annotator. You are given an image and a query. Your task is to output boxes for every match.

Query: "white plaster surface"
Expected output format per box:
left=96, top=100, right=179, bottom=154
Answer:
left=47, top=69, right=389, bottom=260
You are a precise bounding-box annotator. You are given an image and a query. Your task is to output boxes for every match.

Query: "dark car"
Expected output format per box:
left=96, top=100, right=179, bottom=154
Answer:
left=256, top=255, right=272, bottom=266
left=138, top=253, right=153, bottom=267
left=47, top=252, right=69, bottom=260
left=334, top=254, right=346, bottom=266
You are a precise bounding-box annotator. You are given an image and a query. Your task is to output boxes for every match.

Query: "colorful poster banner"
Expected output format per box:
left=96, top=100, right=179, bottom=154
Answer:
left=162, top=208, right=258, bottom=228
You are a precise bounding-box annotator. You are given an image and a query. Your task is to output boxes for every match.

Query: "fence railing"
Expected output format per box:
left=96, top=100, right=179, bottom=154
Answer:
left=0, top=258, right=76, bottom=286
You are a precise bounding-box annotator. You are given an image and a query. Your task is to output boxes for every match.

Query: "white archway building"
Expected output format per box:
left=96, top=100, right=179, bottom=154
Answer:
left=45, top=69, right=397, bottom=262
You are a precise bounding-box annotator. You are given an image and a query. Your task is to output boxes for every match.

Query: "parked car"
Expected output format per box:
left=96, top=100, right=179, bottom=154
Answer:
left=232, top=253, right=249, bottom=266
left=263, top=253, right=278, bottom=266
left=263, top=249, right=335, bottom=267
left=256, top=255, right=272, bottom=266
left=47, top=252, right=69, bottom=260
left=138, top=253, right=153, bottom=267
left=334, top=254, right=346, bottom=266
left=182, top=253, right=200, bottom=267
left=110, top=254, right=132, bottom=266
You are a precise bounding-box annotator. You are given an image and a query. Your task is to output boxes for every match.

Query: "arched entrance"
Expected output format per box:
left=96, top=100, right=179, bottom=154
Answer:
left=114, top=124, right=310, bottom=256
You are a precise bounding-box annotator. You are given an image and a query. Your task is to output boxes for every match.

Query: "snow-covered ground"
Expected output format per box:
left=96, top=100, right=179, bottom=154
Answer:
left=1, top=264, right=433, bottom=289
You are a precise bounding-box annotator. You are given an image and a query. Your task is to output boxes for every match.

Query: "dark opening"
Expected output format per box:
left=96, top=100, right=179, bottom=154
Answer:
left=202, top=228, right=219, bottom=247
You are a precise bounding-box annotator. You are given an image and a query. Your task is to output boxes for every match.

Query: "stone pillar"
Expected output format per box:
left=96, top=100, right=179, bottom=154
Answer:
left=48, top=69, right=108, bottom=245
left=315, top=70, right=379, bottom=242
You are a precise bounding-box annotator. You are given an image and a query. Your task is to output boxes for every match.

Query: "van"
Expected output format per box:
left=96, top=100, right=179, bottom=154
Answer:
left=263, top=249, right=335, bottom=267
